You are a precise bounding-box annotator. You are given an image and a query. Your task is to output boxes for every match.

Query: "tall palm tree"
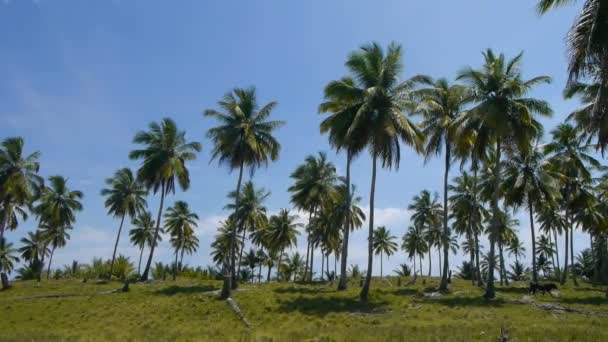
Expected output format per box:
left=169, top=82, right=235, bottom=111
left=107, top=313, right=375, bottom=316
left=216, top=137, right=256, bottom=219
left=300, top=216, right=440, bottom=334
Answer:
left=372, top=226, right=398, bottom=277
left=267, top=209, right=301, bottom=281
left=544, top=123, right=600, bottom=284
left=39, top=223, right=71, bottom=279
left=255, top=249, right=267, bottom=283
left=0, top=137, right=42, bottom=240
left=129, top=210, right=159, bottom=275
left=503, top=145, right=560, bottom=283
left=242, top=248, right=259, bottom=283
left=537, top=202, right=566, bottom=277
left=288, top=152, right=337, bottom=282
left=506, top=235, right=526, bottom=265
left=0, top=237, right=19, bottom=289
left=330, top=42, right=424, bottom=303
left=205, top=87, right=283, bottom=297
left=225, top=181, right=269, bottom=280
left=402, top=225, right=428, bottom=277
left=409, top=190, right=443, bottom=277
left=457, top=49, right=552, bottom=298
left=129, top=117, right=201, bottom=281
left=412, top=76, right=473, bottom=290
left=538, top=0, right=608, bottom=153
left=100, top=168, right=147, bottom=280
left=18, top=231, right=49, bottom=281
left=211, top=219, right=242, bottom=268
left=449, top=171, right=487, bottom=285
left=319, top=76, right=367, bottom=290
left=164, top=201, right=199, bottom=280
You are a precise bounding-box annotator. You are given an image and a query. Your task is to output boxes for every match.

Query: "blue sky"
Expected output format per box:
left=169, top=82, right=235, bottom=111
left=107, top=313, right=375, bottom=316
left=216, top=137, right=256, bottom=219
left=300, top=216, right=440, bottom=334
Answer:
left=0, top=0, right=589, bottom=276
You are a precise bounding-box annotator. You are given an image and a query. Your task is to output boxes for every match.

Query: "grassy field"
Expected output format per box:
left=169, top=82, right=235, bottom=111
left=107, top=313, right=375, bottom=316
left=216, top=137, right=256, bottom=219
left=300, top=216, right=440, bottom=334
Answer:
left=1, top=277, right=607, bottom=341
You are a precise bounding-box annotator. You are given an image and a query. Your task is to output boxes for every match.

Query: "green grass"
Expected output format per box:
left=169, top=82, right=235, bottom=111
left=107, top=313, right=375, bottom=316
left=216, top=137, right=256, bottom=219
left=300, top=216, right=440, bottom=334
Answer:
left=1, top=277, right=607, bottom=341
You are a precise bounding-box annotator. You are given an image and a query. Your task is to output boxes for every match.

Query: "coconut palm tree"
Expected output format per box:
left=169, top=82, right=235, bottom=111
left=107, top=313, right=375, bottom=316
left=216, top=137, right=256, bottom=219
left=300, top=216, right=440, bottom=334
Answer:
left=0, top=237, right=19, bottom=289
left=129, top=118, right=201, bottom=281
left=254, top=249, right=267, bottom=283
left=225, top=181, right=269, bottom=280
left=164, top=201, right=199, bottom=280
left=129, top=210, right=160, bottom=275
left=39, top=223, right=71, bottom=279
left=332, top=42, right=424, bottom=303
left=210, top=218, right=242, bottom=268
left=457, top=49, right=552, bottom=298
left=319, top=76, right=368, bottom=290
left=538, top=0, right=608, bottom=153
left=372, top=226, right=398, bottom=277
left=205, top=87, right=283, bottom=297
left=288, top=152, right=337, bottom=282
left=537, top=202, right=566, bottom=277
left=402, top=225, right=428, bottom=277
left=0, top=137, right=42, bottom=240
left=100, top=168, right=147, bottom=280
left=409, top=190, right=443, bottom=276
left=267, top=209, right=301, bottom=281
left=18, top=231, right=49, bottom=281
left=281, top=252, right=305, bottom=282
left=449, top=171, right=488, bottom=285
left=506, top=235, right=526, bottom=265
left=412, top=76, right=473, bottom=290
left=241, top=249, right=259, bottom=283
left=502, top=145, right=560, bottom=283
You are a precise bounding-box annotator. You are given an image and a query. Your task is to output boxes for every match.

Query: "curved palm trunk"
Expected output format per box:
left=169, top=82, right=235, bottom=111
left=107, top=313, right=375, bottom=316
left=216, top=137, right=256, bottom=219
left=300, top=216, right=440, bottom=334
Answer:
left=140, top=181, right=166, bottom=281
left=553, top=228, right=561, bottom=277
left=222, top=163, right=244, bottom=298
left=173, top=249, right=179, bottom=281
left=338, top=151, right=352, bottom=291
left=439, top=144, right=450, bottom=290
left=236, top=229, right=246, bottom=280
left=528, top=204, right=538, bottom=283
left=180, top=248, right=185, bottom=270
left=485, top=138, right=501, bottom=299
left=359, top=154, right=376, bottom=303
left=109, top=215, right=126, bottom=280
left=46, top=245, right=56, bottom=280
left=137, top=246, right=144, bottom=275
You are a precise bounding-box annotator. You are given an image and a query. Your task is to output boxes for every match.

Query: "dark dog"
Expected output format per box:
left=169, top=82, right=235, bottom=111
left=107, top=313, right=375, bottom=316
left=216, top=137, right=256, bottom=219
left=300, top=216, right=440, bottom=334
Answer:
left=529, top=282, right=558, bottom=295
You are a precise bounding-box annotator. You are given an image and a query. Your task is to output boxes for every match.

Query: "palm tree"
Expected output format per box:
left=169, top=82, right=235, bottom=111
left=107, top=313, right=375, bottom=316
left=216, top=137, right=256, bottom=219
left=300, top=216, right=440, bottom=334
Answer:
left=288, top=152, right=337, bottom=282
left=506, top=235, right=526, bottom=265
left=537, top=202, right=566, bottom=277
left=402, top=225, right=428, bottom=277
left=129, top=210, right=160, bottom=275
left=267, top=209, right=301, bottom=281
left=503, top=145, right=560, bottom=283
left=210, top=218, right=243, bottom=269
left=457, top=49, right=552, bottom=298
left=129, top=118, right=201, bottom=281
left=449, top=171, right=487, bottom=285
left=331, top=42, right=424, bottom=303
left=409, top=190, right=443, bottom=277
left=205, top=87, right=283, bottom=297
left=39, top=223, right=71, bottom=279
left=412, top=76, right=473, bottom=290
left=254, top=249, right=267, bottom=283
left=164, top=201, right=199, bottom=280
left=544, top=123, right=600, bottom=284
left=225, top=181, right=269, bottom=281
left=0, top=137, right=42, bottom=240
left=242, top=249, right=259, bottom=283
left=100, top=168, right=147, bottom=280
left=538, top=0, right=608, bottom=153
left=34, top=176, right=83, bottom=280
left=537, top=234, right=557, bottom=277
left=0, top=237, right=19, bottom=289
left=281, top=252, right=305, bottom=282
left=393, top=264, right=412, bottom=277
left=18, top=231, right=49, bottom=281
left=372, top=226, right=398, bottom=277
left=319, top=75, right=368, bottom=290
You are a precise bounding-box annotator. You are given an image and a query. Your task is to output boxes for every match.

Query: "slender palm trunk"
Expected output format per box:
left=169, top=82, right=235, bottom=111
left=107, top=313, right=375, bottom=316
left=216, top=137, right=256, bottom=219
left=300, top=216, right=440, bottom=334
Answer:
left=380, top=250, right=383, bottom=278
left=570, top=224, right=578, bottom=285
left=561, top=224, right=569, bottom=285
left=499, top=241, right=508, bottom=285
left=138, top=246, right=144, bottom=275
left=236, top=229, right=246, bottom=279
left=469, top=246, right=475, bottom=285
left=267, top=263, right=272, bottom=282
left=141, top=181, right=166, bottom=281
left=321, top=253, right=325, bottom=281
left=222, top=163, right=244, bottom=299
left=173, top=249, right=179, bottom=281
left=439, top=143, right=450, bottom=290
left=553, top=228, right=561, bottom=277
left=309, top=243, right=315, bottom=281
left=428, top=250, right=432, bottom=277
left=419, top=254, right=423, bottom=277
left=38, top=253, right=45, bottom=282
left=109, top=215, right=126, bottom=280
left=475, top=233, right=482, bottom=286
left=438, top=247, right=442, bottom=278
left=360, top=153, right=376, bottom=303
left=338, top=150, right=352, bottom=291
left=258, top=258, right=262, bottom=283
left=304, top=212, right=311, bottom=281
left=529, top=204, right=538, bottom=283
left=485, top=138, right=501, bottom=299
left=548, top=233, right=557, bottom=275
left=0, top=203, right=11, bottom=241
left=413, top=254, right=417, bottom=276
left=277, top=248, right=284, bottom=281
left=46, top=245, right=56, bottom=280
left=334, top=253, right=337, bottom=278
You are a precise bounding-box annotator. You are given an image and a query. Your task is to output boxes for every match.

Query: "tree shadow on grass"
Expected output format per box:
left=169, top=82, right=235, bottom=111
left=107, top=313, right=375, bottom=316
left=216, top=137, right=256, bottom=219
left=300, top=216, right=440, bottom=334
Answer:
left=419, top=296, right=506, bottom=308
left=273, top=286, right=333, bottom=295
left=277, top=296, right=389, bottom=317
left=554, top=296, right=607, bottom=306
left=496, top=286, right=530, bottom=295
left=572, top=287, right=606, bottom=294
left=155, top=285, right=217, bottom=296
left=392, top=288, right=420, bottom=296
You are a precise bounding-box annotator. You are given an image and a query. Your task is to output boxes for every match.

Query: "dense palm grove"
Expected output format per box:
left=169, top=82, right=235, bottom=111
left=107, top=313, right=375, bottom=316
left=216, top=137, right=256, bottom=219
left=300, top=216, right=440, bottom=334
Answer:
left=2, top=1, right=608, bottom=305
